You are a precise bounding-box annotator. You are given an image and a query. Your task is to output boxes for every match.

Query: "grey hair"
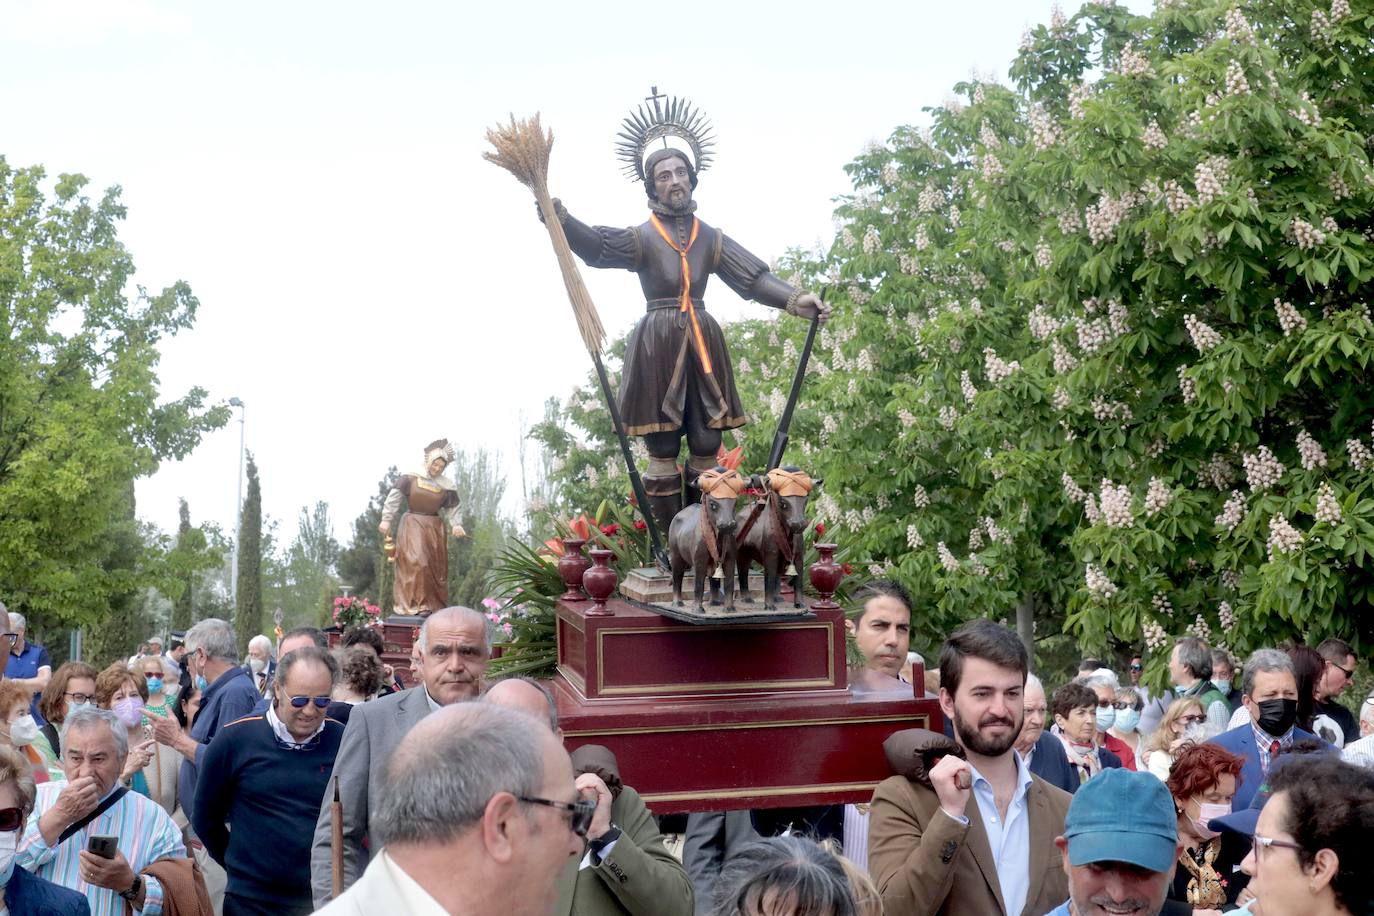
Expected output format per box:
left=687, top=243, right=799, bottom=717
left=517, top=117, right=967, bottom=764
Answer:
left=711, top=836, right=858, bottom=916
left=1024, top=672, right=1044, bottom=696
left=416, top=606, right=490, bottom=653
left=1360, top=694, right=1374, bottom=727
left=185, top=618, right=238, bottom=663
left=61, top=706, right=128, bottom=758
left=373, top=703, right=545, bottom=847
left=1078, top=669, right=1120, bottom=691
left=488, top=676, right=559, bottom=732
left=1242, top=648, right=1295, bottom=698
left=276, top=646, right=338, bottom=691
left=7, top=611, right=22, bottom=630
left=1174, top=636, right=1213, bottom=681
left=248, top=634, right=274, bottom=656
left=1210, top=648, right=1234, bottom=670
left=1116, top=686, right=1143, bottom=708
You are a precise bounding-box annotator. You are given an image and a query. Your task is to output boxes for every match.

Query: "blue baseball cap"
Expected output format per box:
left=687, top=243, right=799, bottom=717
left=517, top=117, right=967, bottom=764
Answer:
left=1064, top=769, right=1178, bottom=873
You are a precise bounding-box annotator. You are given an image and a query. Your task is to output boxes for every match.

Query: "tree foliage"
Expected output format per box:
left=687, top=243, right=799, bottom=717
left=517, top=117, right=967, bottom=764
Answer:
left=234, top=453, right=263, bottom=654
left=792, top=0, right=1374, bottom=680
left=0, top=161, right=228, bottom=629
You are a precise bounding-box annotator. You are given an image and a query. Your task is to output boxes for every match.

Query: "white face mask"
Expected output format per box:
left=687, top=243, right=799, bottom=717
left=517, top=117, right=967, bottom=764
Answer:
left=7, top=714, right=38, bottom=747
left=0, top=828, right=16, bottom=883
left=1191, top=801, right=1231, bottom=840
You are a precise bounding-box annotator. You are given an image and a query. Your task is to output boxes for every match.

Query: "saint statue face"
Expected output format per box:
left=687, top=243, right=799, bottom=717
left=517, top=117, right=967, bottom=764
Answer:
left=652, top=155, right=693, bottom=211
left=428, top=457, right=448, bottom=477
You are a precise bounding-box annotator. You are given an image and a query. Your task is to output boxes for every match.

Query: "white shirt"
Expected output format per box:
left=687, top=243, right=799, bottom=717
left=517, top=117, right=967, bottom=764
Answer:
left=318, top=849, right=447, bottom=916
left=841, top=803, right=870, bottom=873
left=1342, top=733, right=1374, bottom=768
left=945, top=753, right=1034, bottom=916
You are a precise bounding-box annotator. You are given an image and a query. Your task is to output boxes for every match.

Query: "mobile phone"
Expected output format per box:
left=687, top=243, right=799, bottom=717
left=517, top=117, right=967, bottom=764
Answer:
left=88, top=835, right=118, bottom=859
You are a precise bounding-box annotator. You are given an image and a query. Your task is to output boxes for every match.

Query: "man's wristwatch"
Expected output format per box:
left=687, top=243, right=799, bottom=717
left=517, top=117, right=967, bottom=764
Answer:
left=119, top=875, right=143, bottom=902
left=587, top=824, right=621, bottom=857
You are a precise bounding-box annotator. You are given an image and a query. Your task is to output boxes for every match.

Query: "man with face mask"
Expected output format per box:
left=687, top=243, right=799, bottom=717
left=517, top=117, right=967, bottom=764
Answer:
left=1210, top=650, right=1242, bottom=714
left=241, top=635, right=276, bottom=698
left=1205, top=648, right=1318, bottom=811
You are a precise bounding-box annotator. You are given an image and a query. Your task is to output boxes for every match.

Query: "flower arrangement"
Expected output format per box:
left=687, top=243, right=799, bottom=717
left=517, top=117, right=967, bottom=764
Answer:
left=332, top=595, right=381, bottom=629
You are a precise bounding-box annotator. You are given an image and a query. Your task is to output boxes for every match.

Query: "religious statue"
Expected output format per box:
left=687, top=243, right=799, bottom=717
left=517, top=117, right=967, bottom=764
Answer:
left=378, top=439, right=466, bottom=615
left=543, top=90, right=828, bottom=541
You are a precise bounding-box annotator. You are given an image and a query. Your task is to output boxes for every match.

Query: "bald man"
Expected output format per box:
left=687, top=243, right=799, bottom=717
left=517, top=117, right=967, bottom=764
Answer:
left=485, top=678, right=694, bottom=916
left=310, top=606, right=491, bottom=906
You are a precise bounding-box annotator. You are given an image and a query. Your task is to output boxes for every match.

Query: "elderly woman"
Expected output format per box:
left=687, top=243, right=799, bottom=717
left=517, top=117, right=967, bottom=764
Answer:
left=133, top=655, right=178, bottom=721
left=711, top=836, right=857, bottom=916
left=1239, top=755, right=1373, bottom=916
left=1080, top=669, right=1136, bottom=770
left=1108, top=685, right=1146, bottom=764
left=1052, top=681, right=1122, bottom=784
left=1144, top=697, right=1207, bottom=780
left=94, top=663, right=176, bottom=815
left=33, top=662, right=98, bottom=780
left=0, top=746, right=90, bottom=915
left=1161, top=743, right=1246, bottom=915
left=0, top=681, right=48, bottom=785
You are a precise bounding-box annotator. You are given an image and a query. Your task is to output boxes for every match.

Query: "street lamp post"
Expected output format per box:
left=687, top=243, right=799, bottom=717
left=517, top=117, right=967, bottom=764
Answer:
left=228, top=397, right=246, bottom=607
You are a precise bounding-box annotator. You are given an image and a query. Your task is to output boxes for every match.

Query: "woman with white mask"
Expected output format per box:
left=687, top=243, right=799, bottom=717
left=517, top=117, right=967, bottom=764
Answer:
left=1162, top=743, right=1247, bottom=914
left=0, top=682, right=48, bottom=785
left=1145, top=696, right=1208, bottom=780
left=0, top=745, right=90, bottom=915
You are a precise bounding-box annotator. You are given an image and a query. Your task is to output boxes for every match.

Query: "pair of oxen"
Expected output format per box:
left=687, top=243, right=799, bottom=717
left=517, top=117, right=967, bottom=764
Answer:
left=667, top=467, right=821, bottom=613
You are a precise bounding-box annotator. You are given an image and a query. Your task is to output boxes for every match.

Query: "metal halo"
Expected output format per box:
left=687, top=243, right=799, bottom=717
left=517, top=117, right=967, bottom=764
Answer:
left=615, top=93, right=715, bottom=183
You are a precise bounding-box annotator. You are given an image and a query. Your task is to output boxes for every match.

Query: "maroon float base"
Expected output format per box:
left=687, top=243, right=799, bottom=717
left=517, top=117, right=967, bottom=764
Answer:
left=552, top=597, right=940, bottom=814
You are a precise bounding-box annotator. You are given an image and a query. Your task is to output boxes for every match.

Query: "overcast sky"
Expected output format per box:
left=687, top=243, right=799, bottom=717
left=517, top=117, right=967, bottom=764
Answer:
left=2, top=0, right=1145, bottom=549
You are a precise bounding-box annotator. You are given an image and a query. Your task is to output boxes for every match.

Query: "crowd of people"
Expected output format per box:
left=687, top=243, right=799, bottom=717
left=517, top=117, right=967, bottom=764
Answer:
left=2, top=592, right=1372, bottom=916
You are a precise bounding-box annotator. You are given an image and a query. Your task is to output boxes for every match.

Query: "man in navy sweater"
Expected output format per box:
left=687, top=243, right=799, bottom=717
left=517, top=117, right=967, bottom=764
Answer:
left=193, top=646, right=345, bottom=916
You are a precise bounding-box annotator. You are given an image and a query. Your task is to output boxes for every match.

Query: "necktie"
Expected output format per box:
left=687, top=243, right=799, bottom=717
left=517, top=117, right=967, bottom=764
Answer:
left=1267, top=740, right=1280, bottom=770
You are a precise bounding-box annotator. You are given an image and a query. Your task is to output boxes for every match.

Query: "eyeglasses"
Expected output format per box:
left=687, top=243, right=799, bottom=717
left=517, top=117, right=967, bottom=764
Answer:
left=1096, top=698, right=1114, bottom=708
left=1113, top=701, right=1143, bottom=710
left=63, top=691, right=94, bottom=704
left=286, top=695, right=332, bottom=709
left=0, top=807, right=21, bottom=832
left=1252, top=833, right=1303, bottom=861
left=1, top=633, right=15, bottom=643
left=1129, top=664, right=1143, bottom=672
left=1330, top=660, right=1355, bottom=679
left=1179, top=714, right=1206, bottom=725
left=517, top=795, right=597, bottom=837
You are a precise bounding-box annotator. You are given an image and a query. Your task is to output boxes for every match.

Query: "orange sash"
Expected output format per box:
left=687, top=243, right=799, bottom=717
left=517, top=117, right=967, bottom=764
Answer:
left=648, top=213, right=712, bottom=375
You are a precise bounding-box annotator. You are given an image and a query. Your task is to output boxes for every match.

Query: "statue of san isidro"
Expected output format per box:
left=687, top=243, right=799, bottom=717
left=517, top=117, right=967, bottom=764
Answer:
left=544, top=92, right=828, bottom=539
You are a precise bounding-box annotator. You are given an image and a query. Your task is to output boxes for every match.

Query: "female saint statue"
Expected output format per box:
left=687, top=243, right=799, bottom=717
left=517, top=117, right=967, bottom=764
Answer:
left=379, top=439, right=466, bottom=615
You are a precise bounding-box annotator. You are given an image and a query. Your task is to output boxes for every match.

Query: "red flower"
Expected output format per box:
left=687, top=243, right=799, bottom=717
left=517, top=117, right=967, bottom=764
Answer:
left=601, top=523, right=619, bottom=536
left=814, top=522, right=827, bottom=535
left=840, top=563, right=854, bottom=576
left=633, top=519, right=647, bottom=531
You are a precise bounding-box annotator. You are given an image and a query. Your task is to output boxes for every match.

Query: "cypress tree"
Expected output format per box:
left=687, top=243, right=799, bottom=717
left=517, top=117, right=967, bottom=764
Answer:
left=235, top=453, right=263, bottom=656
left=171, top=498, right=194, bottom=631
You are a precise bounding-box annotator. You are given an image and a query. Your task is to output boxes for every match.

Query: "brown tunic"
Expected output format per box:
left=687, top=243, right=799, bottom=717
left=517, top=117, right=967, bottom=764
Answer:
left=391, top=475, right=460, bottom=615
left=562, top=209, right=799, bottom=437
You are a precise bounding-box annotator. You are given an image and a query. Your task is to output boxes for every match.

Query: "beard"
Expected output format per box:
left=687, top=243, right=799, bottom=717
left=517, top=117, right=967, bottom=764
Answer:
left=953, top=706, right=1023, bottom=757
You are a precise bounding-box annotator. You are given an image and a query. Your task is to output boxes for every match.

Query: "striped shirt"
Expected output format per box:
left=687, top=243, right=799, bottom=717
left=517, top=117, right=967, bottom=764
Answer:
left=1251, top=722, right=1295, bottom=775
left=1342, top=733, right=1374, bottom=769
left=17, top=780, right=187, bottom=916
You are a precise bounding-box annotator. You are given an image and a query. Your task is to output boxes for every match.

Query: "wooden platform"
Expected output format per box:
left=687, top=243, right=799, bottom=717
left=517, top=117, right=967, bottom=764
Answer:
left=553, top=596, right=940, bottom=813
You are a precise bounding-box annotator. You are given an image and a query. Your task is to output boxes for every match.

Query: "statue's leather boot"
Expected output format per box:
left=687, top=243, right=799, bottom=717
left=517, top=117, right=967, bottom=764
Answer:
left=642, top=472, right=683, bottom=569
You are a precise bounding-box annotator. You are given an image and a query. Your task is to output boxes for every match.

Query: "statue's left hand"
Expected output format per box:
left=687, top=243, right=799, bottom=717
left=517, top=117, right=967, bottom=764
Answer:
left=792, top=293, right=830, bottom=323
left=452, top=525, right=467, bottom=539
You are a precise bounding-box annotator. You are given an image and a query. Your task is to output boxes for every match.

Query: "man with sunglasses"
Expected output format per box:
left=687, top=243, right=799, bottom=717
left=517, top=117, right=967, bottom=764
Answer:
left=310, top=605, right=491, bottom=908
left=1314, top=638, right=1359, bottom=747
left=318, top=702, right=586, bottom=915
left=193, top=647, right=344, bottom=916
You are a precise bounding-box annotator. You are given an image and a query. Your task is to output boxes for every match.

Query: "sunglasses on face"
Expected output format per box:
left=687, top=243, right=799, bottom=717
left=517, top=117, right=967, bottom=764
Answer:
left=1113, top=701, right=1143, bottom=710
left=0, top=807, right=21, bottom=831
left=1330, top=660, right=1355, bottom=679
left=1129, top=665, right=1143, bottom=672
left=286, top=695, right=331, bottom=709
left=518, top=795, right=597, bottom=837
left=1179, top=714, right=1206, bottom=725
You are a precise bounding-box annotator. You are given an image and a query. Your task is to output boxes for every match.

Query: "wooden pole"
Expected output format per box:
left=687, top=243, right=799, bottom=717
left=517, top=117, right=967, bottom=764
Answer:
left=331, top=776, right=344, bottom=899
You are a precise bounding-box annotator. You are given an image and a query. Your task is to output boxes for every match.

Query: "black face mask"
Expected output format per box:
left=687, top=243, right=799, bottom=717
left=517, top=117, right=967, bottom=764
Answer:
left=1255, top=698, right=1299, bottom=736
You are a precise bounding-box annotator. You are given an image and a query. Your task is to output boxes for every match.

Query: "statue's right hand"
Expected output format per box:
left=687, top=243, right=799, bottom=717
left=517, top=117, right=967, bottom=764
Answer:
left=379, top=521, right=391, bottom=535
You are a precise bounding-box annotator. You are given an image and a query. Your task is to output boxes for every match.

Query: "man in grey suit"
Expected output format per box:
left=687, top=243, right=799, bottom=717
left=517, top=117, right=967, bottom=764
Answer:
left=309, top=605, right=490, bottom=906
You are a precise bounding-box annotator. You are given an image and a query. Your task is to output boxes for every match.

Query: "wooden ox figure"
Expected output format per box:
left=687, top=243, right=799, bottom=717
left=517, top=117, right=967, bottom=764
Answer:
left=736, top=467, right=821, bottom=610
left=669, top=467, right=747, bottom=613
